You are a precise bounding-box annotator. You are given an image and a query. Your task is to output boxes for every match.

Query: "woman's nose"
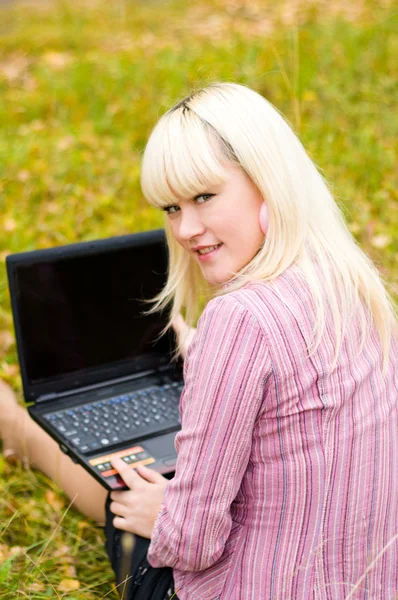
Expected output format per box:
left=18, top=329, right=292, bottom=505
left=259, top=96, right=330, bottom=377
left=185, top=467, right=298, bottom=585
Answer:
left=176, top=209, right=205, bottom=241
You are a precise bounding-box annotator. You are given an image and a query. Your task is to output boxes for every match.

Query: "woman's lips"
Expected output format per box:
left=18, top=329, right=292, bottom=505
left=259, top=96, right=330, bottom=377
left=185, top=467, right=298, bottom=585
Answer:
left=196, top=243, right=223, bottom=261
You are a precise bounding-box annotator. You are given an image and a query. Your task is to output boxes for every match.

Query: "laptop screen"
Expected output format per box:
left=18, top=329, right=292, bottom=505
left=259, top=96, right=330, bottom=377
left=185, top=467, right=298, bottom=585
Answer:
left=9, top=234, right=173, bottom=391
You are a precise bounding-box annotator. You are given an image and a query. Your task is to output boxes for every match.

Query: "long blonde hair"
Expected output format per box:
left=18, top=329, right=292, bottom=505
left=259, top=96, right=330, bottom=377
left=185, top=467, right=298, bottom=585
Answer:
left=141, top=82, right=397, bottom=374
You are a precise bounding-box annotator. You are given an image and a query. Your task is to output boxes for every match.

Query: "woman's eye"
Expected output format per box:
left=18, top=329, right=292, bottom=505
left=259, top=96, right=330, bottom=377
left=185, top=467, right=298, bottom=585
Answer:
left=163, top=205, right=180, bottom=215
left=195, top=193, right=214, bottom=204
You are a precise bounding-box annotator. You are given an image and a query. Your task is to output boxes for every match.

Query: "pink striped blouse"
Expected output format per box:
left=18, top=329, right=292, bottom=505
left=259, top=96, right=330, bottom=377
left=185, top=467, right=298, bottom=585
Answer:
left=147, top=265, right=398, bottom=599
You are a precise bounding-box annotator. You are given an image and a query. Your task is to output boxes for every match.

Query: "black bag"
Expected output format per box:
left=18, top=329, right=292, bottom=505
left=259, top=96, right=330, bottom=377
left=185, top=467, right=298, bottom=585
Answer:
left=105, top=496, right=178, bottom=600
left=117, top=534, right=177, bottom=600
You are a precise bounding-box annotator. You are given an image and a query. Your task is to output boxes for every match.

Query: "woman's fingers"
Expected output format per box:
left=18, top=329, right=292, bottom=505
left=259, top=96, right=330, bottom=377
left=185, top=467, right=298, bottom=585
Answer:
left=110, top=500, right=128, bottom=517
left=110, top=457, right=141, bottom=490
left=110, top=458, right=167, bottom=492
left=135, top=464, right=168, bottom=485
left=112, top=516, right=128, bottom=531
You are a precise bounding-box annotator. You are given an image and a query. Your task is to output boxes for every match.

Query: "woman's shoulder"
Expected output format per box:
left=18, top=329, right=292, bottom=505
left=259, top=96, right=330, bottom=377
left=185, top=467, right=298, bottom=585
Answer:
left=187, top=286, right=271, bottom=365
left=220, top=265, right=308, bottom=319
left=200, top=289, right=262, bottom=330
left=199, top=266, right=309, bottom=340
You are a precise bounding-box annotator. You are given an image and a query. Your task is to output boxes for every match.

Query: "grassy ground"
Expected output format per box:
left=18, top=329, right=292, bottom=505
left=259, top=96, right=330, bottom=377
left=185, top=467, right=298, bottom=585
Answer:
left=0, top=0, right=397, bottom=596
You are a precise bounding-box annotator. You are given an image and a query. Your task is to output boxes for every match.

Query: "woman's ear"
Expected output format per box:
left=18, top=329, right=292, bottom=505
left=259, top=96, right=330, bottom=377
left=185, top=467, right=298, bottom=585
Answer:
left=259, top=203, right=269, bottom=235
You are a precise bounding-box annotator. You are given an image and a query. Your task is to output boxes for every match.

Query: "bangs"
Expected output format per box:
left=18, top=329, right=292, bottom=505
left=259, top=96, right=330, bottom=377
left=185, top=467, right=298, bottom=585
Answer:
left=141, top=107, right=236, bottom=208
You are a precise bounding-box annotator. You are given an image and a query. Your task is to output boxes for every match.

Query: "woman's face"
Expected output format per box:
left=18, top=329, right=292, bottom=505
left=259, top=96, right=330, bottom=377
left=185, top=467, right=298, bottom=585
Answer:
left=164, top=165, right=265, bottom=286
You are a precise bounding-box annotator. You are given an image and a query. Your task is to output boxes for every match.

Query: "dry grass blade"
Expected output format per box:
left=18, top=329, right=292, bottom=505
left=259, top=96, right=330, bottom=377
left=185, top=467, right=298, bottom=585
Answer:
left=24, top=553, right=63, bottom=600
left=36, top=494, right=78, bottom=564
left=344, top=533, right=398, bottom=599
left=0, top=510, right=20, bottom=538
left=99, top=577, right=133, bottom=599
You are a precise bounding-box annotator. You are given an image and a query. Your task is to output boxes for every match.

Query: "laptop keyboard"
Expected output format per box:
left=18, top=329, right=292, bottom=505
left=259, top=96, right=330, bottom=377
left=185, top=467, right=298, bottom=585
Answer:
left=44, top=382, right=183, bottom=455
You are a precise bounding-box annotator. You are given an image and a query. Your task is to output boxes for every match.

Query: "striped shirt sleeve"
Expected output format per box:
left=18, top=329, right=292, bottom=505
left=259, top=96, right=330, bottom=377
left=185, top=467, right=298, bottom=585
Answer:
left=147, top=295, right=272, bottom=571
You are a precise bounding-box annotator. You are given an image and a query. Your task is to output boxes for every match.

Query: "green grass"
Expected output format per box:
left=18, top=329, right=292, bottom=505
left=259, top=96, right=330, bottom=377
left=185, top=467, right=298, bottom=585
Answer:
left=0, top=0, right=397, bottom=596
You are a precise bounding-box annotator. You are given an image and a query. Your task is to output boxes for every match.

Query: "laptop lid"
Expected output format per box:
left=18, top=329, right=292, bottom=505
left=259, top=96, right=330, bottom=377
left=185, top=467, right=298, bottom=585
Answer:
left=7, top=229, right=174, bottom=403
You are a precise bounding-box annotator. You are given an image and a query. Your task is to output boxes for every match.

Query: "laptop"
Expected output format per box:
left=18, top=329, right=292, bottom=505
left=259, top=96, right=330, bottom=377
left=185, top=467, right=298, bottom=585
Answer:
left=6, top=229, right=183, bottom=490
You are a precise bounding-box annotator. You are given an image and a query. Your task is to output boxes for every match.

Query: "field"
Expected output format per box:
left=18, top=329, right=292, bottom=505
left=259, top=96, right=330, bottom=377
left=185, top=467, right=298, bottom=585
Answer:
left=0, top=0, right=397, bottom=596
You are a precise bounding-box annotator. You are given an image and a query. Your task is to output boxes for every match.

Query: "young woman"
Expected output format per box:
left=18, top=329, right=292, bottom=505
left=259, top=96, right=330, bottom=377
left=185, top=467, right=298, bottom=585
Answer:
left=1, top=83, right=397, bottom=600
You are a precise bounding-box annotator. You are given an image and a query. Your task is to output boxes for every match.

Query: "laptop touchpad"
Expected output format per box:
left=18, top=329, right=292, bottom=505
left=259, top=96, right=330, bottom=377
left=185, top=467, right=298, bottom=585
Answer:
left=144, top=432, right=177, bottom=462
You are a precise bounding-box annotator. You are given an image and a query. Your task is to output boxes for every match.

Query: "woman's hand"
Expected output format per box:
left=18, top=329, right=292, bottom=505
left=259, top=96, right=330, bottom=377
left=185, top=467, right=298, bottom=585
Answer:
left=172, top=314, right=196, bottom=360
left=109, top=458, right=169, bottom=539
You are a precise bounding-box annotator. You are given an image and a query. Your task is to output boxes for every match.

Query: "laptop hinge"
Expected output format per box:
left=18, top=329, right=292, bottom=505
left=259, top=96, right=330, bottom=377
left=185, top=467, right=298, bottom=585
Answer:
left=36, top=369, right=157, bottom=403
left=38, top=393, right=58, bottom=402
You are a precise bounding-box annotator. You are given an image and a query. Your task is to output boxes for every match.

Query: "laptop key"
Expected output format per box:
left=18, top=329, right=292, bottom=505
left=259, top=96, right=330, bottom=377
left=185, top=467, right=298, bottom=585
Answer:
left=64, top=429, right=78, bottom=437
left=71, top=436, right=96, bottom=449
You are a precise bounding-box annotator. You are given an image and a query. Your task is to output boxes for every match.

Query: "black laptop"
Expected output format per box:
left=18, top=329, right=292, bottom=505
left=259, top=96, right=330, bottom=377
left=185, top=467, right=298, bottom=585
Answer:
left=6, top=229, right=183, bottom=490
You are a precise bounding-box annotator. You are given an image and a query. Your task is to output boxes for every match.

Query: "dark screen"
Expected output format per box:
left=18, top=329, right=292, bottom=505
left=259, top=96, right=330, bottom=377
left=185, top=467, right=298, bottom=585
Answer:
left=14, top=242, right=171, bottom=384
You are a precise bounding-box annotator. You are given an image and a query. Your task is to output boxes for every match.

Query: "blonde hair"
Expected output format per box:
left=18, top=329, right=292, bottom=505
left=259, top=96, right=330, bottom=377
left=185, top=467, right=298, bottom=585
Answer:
left=141, top=82, right=397, bottom=374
